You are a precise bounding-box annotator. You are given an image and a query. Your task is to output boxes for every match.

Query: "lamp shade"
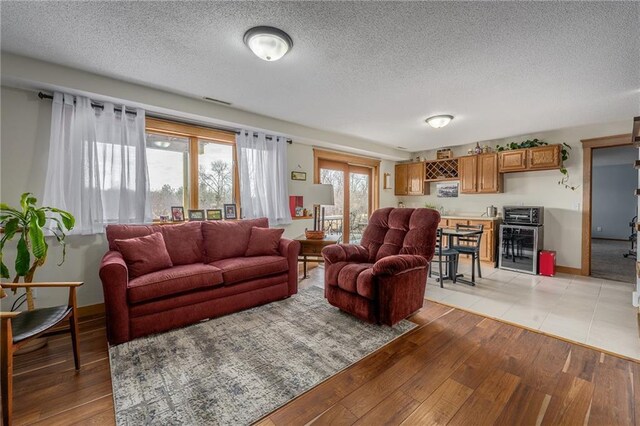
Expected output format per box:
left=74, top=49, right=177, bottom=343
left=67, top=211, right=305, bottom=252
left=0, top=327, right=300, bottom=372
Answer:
left=312, top=184, right=334, bottom=206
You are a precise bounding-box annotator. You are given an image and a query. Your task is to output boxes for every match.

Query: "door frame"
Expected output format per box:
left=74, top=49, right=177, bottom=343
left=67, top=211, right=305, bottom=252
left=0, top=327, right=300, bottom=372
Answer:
left=580, top=133, right=633, bottom=276
left=313, top=149, right=380, bottom=242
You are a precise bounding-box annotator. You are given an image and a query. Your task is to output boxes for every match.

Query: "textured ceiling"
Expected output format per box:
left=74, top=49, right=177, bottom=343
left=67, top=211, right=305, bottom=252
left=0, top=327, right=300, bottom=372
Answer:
left=1, top=1, right=639, bottom=151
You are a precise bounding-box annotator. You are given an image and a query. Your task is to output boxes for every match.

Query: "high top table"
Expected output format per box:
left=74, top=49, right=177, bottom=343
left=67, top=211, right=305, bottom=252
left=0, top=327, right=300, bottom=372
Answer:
left=439, top=227, right=483, bottom=286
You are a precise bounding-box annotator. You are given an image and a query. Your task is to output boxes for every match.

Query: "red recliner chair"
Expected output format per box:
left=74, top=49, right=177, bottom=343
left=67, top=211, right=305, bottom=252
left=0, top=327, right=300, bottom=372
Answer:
left=321, top=207, right=440, bottom=326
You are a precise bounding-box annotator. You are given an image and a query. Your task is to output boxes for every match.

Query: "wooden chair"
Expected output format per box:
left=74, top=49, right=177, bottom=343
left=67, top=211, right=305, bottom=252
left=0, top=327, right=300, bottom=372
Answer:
left=1, top=282, right=83, bottom=426
left=451, top=223, right=484, bottom=283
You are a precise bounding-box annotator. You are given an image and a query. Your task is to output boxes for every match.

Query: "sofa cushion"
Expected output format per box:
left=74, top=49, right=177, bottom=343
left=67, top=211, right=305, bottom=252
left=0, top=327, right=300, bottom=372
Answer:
left=161, top=221, right=204, bottom=265
left=336, top=263, right=376, bottom=300
left=202, top=218, right=269, bottom=262
left=245, top=227, right=284, bottom=257
left=115, top=232, right=173, bottom=279
left=127, top=263, right=224, bottom=304
left=106, top=224, right=161, bottom=251
left=210, top=256, right=289, bottom=284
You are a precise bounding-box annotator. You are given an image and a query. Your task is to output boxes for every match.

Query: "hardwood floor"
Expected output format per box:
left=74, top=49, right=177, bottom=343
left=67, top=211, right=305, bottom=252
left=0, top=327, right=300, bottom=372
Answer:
left=8, top=300, right=640, bottom=425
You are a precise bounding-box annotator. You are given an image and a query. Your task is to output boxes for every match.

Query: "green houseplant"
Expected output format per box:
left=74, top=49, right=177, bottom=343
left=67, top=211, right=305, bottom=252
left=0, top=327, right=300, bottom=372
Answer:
left=0, top=193, right=75, bottom=309
left=495, top=139, right=575, bottom=190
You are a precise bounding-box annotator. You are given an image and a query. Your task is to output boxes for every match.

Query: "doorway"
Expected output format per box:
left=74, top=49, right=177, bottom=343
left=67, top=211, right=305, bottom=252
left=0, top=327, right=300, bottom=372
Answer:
left=590, top=146, right=637, bottom=282
left=581, top=134, right=635, bottom=282
left=318, top=160, right=372, bottom=243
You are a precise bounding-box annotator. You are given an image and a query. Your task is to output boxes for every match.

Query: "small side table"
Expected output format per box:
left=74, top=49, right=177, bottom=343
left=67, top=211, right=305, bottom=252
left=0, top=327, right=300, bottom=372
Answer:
left=294, top=234, right=341, bottom=279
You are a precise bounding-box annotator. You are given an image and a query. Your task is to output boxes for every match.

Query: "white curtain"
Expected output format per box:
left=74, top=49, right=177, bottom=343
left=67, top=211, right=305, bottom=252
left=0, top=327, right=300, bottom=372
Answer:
left=43, top=92, right=150, bottom=234
left=236, top=131, right=292, bottom=225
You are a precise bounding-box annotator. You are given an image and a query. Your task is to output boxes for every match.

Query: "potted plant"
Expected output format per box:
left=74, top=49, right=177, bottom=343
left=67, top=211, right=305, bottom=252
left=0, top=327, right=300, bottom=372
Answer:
left=0, top=193, right=75, bottom=309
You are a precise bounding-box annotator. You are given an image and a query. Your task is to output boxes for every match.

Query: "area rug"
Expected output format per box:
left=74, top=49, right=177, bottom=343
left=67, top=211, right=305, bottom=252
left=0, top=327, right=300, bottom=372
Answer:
left=109, top=285, right=416, bottom=425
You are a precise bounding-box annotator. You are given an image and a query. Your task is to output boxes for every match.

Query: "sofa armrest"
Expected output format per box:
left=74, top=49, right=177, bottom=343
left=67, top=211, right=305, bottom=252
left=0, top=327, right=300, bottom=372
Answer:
left=372, top=254, right=428, bottom=277
left=99, top=250, right=131, bottom=344
left=322, top=244, right=369, bottom=264
left=279, top=238, right=301, bottom=295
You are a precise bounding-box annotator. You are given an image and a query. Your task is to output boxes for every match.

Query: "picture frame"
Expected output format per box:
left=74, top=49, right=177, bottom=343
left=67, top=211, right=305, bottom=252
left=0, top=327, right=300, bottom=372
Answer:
left=383, top=173, right=392, bottom=189
left=436, top=182, right=459, bottom=198
left=223, top=204, right=237, bottom=220
left=291, top=171, right=307, bottom=181
left=188, top=209, right=205, bottom=221
left=206, top=209, right=223, bottom=220
left=171, top=206, right=185, bottom=222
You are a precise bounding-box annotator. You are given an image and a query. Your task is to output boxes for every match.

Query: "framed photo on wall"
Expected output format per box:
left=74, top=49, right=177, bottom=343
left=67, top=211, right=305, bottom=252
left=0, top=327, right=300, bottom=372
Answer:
left=223, top=204, right=237, bottom=220
left=436, top=182, right=459, bottom=198
left=291, top=171, right=307, bottom=181
left=171, top=206, right=185, bottom=222
left=188, top=209, right=205, bottom=221
left=206, top=209, right=223, bottom=220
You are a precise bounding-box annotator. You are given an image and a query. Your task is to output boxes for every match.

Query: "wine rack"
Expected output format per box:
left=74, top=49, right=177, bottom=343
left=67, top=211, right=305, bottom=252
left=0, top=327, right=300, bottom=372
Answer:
left=425, top=158, right=459, bottom=181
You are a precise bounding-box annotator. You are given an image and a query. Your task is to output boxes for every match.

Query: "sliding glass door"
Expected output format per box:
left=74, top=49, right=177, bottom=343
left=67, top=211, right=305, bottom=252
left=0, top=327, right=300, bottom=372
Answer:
left=319, top=160, right=372, bottom=243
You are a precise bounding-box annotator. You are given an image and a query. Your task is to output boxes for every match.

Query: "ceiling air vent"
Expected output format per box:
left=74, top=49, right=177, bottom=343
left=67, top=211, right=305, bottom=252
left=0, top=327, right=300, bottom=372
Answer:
left=203, top=96, right=232, bottom=106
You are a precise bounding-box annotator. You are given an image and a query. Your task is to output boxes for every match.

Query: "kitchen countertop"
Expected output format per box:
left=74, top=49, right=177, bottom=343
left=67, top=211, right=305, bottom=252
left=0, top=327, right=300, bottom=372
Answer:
left=440, top=215, right=502, bottom=221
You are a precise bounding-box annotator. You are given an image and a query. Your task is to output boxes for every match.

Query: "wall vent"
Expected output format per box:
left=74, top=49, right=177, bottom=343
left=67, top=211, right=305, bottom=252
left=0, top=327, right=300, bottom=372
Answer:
left=203, top=96, right=232, bottom=106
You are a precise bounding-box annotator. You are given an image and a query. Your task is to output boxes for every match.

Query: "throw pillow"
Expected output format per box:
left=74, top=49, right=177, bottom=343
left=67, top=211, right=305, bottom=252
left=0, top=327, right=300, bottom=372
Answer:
left=245, top=226, right=285, bottom=257
left=161, top=221, right=204, bottom=265
left=202, top=218, right=269, bottom=262
left=114, top=232, right=173, bottom=279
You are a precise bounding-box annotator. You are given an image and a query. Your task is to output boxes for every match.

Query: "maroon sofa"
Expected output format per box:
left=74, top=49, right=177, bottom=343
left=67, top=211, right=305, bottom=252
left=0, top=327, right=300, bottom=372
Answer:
left=99, top=218, right=300, bottom=344
left=322, top=208, right=439, bottom=326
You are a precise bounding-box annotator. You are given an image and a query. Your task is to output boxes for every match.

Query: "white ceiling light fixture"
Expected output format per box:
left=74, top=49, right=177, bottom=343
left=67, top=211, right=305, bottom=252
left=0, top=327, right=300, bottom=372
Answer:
left=243, top=26, right=293, bottom=61
left=425, top=115, right=454, bottom=129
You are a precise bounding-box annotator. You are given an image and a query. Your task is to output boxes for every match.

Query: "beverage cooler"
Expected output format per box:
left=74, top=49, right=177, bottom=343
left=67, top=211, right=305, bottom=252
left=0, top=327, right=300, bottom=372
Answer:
left=499, top=206, right=544, bottom=275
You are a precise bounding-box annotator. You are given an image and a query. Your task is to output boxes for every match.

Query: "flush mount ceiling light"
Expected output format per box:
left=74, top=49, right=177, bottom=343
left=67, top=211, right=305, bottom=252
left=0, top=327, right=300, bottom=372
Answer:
left=243, top=26, right=293, bottom=61
left=425, top=115, right=454, bottom=129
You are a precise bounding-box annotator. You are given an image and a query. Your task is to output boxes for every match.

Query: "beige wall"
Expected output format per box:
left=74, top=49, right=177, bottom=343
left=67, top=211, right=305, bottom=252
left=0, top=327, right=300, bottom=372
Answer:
left=399, top=121, right=631, bottom=269
left=0, top=86, right=397, bottom=310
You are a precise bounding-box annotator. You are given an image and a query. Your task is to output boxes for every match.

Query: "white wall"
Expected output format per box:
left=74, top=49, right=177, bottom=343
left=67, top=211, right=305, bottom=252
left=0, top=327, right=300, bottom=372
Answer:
left=0, top=86, right=397, bottom=310
left=591, top=146, right=637, bottom=239
left=399, top=121, right=631, bottom=269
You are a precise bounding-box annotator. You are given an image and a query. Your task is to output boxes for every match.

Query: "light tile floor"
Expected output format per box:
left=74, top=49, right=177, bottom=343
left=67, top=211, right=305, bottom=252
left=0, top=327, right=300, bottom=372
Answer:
left=426, top=260, right=640, bottom=360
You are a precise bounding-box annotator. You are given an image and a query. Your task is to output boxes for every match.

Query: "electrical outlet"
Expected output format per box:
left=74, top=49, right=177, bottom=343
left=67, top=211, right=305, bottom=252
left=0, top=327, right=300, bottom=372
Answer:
left=633, top=291, right=639, bottom=307
left=596, top=226, right=602, bottom=232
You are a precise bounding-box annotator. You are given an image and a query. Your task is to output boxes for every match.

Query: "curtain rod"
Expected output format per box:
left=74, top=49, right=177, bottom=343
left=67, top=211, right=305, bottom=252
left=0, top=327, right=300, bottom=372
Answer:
left=38, top=91, right=138, bottom=116
left=38, top=91, right=293, bottom=144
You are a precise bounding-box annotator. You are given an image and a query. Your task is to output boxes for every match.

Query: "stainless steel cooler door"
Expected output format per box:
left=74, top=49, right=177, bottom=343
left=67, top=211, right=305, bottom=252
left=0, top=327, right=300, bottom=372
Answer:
left=499, top=224, right=539, bottom=274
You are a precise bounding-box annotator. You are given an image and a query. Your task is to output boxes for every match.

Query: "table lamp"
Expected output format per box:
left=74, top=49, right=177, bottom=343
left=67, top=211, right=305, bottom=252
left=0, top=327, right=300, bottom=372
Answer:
left=306, top=184, right=334, bottom=239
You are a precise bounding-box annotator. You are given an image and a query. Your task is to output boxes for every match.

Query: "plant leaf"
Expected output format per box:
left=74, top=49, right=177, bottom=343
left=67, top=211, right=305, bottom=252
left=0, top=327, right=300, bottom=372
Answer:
left=35, top=209, right=46, bottom=227
left=2, top=218, right=20, bottom=240
left=29, top=214, right=47, bottom=259
left=0, top=259, right=9, bottom=279
left=15, top=235, right=30, bottom=276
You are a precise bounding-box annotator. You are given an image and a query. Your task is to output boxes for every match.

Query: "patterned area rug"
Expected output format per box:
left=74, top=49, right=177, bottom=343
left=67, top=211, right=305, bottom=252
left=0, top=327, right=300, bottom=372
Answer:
left=109, top=285, right=416, bottom=425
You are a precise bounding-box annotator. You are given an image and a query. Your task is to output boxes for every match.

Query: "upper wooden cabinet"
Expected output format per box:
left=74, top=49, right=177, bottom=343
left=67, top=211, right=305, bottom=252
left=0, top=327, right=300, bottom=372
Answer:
left=395, top=162, right=429, bottom=196
left=394, top=163, right=408, bottom=195
left=528, top=145, right=561, bottom=170
left=460, top=154, right=502, bottom=194
left=498, top=150, right=527, bottom=172
left=499, top=144, right=562, bottom=173
left=458, top=156, right=477, bottom=193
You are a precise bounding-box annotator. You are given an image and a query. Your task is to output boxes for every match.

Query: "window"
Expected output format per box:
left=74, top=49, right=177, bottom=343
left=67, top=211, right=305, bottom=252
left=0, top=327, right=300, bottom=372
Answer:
left=145, top=118, right=237, bottom=219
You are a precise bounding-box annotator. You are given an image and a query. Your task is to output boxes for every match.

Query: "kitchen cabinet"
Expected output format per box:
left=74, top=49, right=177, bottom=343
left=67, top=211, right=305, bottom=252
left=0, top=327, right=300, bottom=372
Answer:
left=459, top=154, right=502, bottom=194
left=394, top=164, right=408, bottom=195
left=499, top=144, right=562, bottom=173
left=498, top=150, right=527, bottom=172
left=395, top=162, right=428, bottom=196
left=469, top=220, right=498, bottom=263
left=528, top=144, right=561, bottom=170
